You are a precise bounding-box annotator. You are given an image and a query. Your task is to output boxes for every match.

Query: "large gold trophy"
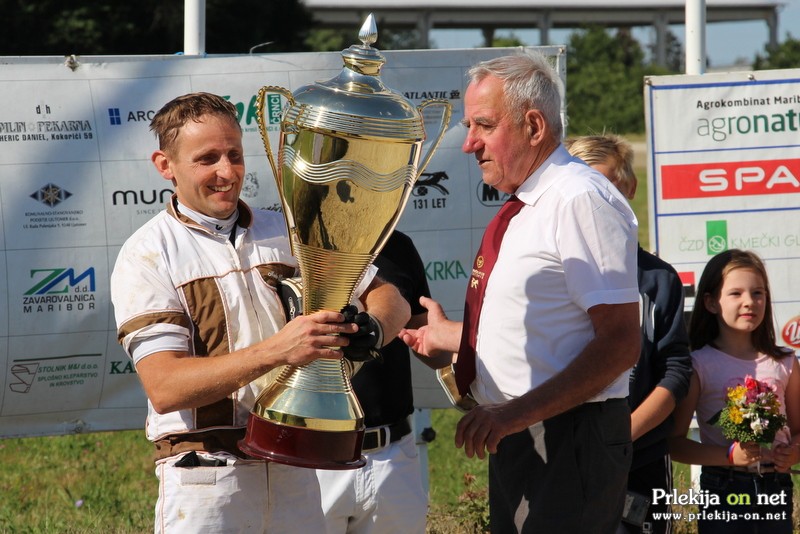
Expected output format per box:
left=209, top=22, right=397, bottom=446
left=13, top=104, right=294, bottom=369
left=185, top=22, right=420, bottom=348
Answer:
left=239, top=14, right=451, bottom=469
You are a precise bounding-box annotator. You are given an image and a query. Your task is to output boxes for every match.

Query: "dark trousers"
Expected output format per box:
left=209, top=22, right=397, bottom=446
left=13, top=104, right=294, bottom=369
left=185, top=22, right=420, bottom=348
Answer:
left=488, top=398, right=632, bottom=534
left=698, top=466, right=793, bottom=534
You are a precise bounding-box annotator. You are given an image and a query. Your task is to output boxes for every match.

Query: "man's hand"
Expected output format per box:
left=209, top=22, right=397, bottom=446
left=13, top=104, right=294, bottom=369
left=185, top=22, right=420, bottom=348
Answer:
left=267, top=310, right=357, bottom=368
left=399, top=296, right=462, bottom=357
left=454, top=401, right=528, bottom=460
left=771, top=442, right=800, bottom=472
left=339, top=304, right=383, bottom=362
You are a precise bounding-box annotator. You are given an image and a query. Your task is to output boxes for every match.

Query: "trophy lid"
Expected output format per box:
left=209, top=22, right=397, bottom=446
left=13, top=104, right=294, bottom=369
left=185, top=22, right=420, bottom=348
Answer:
left=287, top=13, right=424, bottom=141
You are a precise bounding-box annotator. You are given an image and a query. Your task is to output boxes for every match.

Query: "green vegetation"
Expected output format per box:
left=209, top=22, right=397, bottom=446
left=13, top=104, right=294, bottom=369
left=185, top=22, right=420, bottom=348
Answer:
left=0, top=411, right=486, bottom=533
left=0, top=430, right=153, bottom=533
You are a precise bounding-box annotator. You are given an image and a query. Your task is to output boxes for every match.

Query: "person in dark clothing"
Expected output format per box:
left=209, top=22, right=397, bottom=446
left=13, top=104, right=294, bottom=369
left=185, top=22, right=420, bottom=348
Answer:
left=566, top=134, right=693, bottom=534
left=316, top=230, right=446, bottom=534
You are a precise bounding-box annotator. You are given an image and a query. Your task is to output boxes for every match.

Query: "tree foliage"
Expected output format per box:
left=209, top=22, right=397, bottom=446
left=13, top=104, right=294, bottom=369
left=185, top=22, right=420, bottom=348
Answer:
left=565, top=26, right=673, bottom=135
left=0, top=0, right=313, bottom=55
left=753, top=34, right=800, bottom=70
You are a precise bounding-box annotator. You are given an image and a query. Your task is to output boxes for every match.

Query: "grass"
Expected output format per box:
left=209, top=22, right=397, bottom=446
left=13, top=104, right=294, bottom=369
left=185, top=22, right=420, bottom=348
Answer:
left=0, top=430, right=154, bottom=533
left=0, top=410, right=484, bottom=533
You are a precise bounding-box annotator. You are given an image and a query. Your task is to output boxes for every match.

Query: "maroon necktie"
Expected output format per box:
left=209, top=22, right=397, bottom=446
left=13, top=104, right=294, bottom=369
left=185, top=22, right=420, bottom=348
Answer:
left=455, top=195, right=525, bottom=396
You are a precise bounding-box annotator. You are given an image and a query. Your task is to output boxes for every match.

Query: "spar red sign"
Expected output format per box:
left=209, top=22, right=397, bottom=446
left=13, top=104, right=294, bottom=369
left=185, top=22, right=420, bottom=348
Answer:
left=661, top=158, right=800, bottom=199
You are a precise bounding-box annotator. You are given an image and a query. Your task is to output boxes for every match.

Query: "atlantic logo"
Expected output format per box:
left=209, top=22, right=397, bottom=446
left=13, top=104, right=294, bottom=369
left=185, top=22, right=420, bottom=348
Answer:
left=661, top=158, right=800, bottom=199
left=30, top=183, right=72, bottom=207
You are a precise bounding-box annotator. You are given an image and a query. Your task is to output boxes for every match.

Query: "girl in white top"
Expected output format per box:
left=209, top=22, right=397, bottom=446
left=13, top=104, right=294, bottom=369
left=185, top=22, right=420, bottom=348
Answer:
left=670, top=249, right=800, bottom=533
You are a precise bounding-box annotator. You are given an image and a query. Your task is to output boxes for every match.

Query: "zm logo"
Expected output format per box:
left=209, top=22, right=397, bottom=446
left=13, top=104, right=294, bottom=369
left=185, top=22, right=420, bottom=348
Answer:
left=25, top=268, right=96, bottom=295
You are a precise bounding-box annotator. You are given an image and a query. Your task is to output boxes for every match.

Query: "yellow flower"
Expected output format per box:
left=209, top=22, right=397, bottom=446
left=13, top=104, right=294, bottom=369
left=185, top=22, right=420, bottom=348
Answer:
left=727, top=385, right=747, bottom=405
left=728, top=406, right=744, bottom=425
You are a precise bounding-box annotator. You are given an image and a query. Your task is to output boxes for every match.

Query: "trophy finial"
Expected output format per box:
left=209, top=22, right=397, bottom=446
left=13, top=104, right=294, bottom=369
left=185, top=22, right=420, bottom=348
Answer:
left=358, top=13, right=377, bottom=48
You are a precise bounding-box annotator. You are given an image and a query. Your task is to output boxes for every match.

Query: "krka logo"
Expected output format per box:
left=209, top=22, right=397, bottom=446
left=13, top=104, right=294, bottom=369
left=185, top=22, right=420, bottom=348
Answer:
left=22, top=267, right=96, bottom=313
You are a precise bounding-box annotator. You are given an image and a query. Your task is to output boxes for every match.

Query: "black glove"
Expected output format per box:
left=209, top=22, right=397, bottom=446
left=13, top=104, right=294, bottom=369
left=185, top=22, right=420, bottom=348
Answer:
left=278, top=277, right=303, bottom=322
left=339, top=304, right=383, bottom=362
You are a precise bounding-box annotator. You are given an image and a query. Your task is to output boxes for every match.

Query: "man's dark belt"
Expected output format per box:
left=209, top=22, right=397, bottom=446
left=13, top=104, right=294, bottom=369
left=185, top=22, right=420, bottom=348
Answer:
left=362, top=418, right=412, bottom=452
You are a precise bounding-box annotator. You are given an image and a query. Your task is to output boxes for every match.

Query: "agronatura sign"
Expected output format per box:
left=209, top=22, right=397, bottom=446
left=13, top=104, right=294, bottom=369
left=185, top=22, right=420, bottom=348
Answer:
left=645, top=69, right=800, bottom=351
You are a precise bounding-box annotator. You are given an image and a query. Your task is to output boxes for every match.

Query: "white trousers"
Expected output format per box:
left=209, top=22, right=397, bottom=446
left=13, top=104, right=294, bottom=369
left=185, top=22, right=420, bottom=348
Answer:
left=155, top=451, right=325, bottom=533
left=315, top=432, right=428, bottom=534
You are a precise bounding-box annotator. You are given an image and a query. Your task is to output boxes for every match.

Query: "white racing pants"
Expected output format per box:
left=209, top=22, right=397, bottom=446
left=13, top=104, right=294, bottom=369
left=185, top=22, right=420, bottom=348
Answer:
left=314, top=432, right=428, bottom=534
left=154, top=451, right=325, bottom=533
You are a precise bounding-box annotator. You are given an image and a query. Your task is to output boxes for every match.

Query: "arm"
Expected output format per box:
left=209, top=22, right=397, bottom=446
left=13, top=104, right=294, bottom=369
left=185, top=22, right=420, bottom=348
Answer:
left=771, top=356, right=800, bottom=472
left=454, top=301, right=640, bottom=459
left=631, top=265, right=692, bottom=441
left=358, top=276, right=411, bottom=348
left=668, top=371, right=761, bottom=467
left=631, top=386, right=677, bottom=441
left=135, top=310, right=357, bottom=414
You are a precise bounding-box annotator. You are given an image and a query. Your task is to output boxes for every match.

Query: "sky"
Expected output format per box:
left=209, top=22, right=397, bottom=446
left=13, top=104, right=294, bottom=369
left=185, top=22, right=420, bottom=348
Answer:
left=429, top=0, right=800, bottom=68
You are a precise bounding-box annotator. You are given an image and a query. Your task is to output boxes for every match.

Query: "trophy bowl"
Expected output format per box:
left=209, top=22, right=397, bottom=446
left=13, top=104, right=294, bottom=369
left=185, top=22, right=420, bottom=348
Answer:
left=239, top=13, right=451, bottom=469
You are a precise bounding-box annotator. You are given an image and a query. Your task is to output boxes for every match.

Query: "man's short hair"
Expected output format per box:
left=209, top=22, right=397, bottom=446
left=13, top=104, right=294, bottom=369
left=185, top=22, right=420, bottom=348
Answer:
left=468, top=51, right=563, bottom=141
left=150, top=92, right=241, bottom=154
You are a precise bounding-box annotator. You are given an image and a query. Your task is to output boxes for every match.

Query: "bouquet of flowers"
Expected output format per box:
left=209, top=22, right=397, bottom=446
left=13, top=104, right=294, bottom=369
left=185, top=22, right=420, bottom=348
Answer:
left=709, top=375, right=787, bottom=445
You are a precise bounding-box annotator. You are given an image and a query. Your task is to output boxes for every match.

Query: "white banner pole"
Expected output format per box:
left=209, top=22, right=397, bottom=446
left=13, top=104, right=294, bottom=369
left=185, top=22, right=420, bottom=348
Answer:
left=685, top=0, right=706, bottom=75
left=184, top=0, right=206, bottom=56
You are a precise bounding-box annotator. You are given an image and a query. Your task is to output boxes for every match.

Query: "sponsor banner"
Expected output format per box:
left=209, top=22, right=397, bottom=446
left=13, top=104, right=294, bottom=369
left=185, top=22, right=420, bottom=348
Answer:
left=0, top=48, right=566, bottom=437
left=645, top=70, right=800, bottom=351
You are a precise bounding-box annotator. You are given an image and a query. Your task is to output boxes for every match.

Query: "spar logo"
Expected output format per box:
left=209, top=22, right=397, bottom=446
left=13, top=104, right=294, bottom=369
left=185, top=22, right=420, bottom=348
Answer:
left=783, top=316, right=800, bottom=349
left=22, top=267, right=97, bottom=313
left=661, top=158, right=800, bottom=199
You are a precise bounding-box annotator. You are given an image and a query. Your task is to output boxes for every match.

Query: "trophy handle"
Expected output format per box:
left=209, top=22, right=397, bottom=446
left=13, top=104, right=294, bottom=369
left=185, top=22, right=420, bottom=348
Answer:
left=255, top=85, right=295, bottom=180
left=416, top=99, right=452, bottom=178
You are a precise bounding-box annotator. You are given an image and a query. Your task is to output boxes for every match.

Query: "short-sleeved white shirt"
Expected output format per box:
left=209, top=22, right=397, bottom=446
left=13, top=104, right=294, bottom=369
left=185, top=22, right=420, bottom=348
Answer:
left=471, top=145, right=639, bottom=405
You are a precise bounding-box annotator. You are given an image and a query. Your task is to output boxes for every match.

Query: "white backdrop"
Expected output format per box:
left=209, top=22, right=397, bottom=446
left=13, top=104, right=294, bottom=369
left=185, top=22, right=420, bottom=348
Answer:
left=645, top=68, right=800, bottom=352
left=0, top=47, right=566, bottom=438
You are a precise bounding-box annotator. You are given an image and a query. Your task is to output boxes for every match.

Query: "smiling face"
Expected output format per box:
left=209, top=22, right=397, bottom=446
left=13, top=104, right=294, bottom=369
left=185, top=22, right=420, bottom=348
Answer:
left=151, top=113, right=244, bottom=219
left=460, top=76, right=539, bottom=194
left=705, top=267, right=767, bottom=338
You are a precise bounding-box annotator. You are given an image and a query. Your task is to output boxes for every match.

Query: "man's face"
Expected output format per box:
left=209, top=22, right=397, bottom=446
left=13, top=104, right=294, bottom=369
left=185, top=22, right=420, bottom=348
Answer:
left=152, top=114, right=244, bottom=219
left=461, top=76, right=535, bottom=194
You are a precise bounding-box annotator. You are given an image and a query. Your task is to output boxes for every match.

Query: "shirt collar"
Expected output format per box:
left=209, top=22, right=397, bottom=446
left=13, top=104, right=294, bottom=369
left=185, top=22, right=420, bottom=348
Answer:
left=514, top=144, right=576, bottom=206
